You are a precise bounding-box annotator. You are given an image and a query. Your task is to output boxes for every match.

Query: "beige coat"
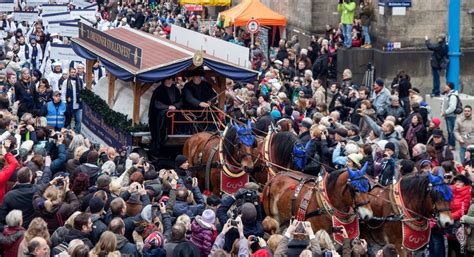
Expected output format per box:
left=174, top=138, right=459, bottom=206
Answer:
left=454, top=115, right=474, bottom=147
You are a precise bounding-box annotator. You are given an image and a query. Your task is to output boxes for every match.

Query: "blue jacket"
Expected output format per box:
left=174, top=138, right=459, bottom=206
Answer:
left=47, top=101, right=67, bottom=130
left=51, top=144, right=67, bottom=174
left=173, top=186, right=205, bottom=218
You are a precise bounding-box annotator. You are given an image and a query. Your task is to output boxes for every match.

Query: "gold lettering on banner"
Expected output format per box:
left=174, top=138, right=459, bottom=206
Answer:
left=85, top=29, right=132, bottom=59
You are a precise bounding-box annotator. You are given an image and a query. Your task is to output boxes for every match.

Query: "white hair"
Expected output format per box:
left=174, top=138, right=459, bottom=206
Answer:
left=345, top=143, right=360, bottom=155
left=6, top=210, right=22, bottom=227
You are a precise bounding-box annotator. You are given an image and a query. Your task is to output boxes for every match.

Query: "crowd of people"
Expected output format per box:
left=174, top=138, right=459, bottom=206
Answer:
left=0, top=0, right=471, bottom=257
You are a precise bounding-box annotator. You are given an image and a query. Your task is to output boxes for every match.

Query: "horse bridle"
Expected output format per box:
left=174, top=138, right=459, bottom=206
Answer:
left=344, top=175, right=371, bottom=209
left=428, top=181, right=452, bottom=217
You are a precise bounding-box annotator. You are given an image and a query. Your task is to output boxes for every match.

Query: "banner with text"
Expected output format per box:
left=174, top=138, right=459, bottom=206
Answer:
left=14, top=11, right=39, bottom=22
left=0, top=0, right=14, bottom=12
left=79, top=22, right=142, bottom=68
left=42, top=11, right=71, bottom=23
left=41, top=4, right=68, bottom=14
left=50, top=44, right=85, bottom=62
left=49, top=23, right=79, bottom=37
left=82, top=103, right=133, bottom=149
left=71, top=9, right=96, bottom=20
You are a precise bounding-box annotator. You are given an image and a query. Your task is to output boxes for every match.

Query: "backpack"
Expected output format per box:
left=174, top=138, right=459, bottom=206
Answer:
left=440, top=56, right=449, bottom=70
left=453, top=94, right=463, bottom=115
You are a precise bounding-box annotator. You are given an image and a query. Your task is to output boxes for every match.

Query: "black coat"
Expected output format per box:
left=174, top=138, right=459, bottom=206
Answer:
left=90, top=214, right=107, bottom=245
left=425, top=39, right=448, bottom=69
left=0, top=166, right=52, bottom=230
left=64, top=228, right=93, bottom=249
left=253, top=114, right=274, bottom=137
left=182, top=80, right=216, bottom=110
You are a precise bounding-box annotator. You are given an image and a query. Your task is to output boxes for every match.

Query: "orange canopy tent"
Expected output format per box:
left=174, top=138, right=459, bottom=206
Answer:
left=218, top=0, right=287, bottom=27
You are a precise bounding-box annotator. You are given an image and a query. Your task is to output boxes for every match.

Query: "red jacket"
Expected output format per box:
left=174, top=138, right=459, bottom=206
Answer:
left=0, top=153, right=19, bottom=203
left=0, top=226, right=24, bottom=257
left=449, top=185, right=471, bottom=220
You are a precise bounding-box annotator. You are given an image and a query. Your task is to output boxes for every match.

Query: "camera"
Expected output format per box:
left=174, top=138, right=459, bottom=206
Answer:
left=241, top=189, right=260, bottom=205
left=230, top=220, right=239, bottom=226
left=332, top=226, right=342, bottom=233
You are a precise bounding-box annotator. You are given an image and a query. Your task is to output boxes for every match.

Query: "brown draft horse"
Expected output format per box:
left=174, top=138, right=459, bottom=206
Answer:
left=183, top=123, right=267, bottom=195
left=260, top=128, right=303, bottom=177
left=362, top=170, right=453, bottom=256
left=262, top=167, right=373, bottom=235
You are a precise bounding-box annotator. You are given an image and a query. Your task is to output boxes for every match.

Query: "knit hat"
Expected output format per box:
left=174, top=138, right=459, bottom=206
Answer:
left=175, top=155, right=188, bottom=168
left=20, top=140, right=34, bottom=153
left=432, top=129, right=444, bottom=138
left=375, top=79, right=384, bottom=87
left=241, top=203, right=257, bottom=223
left=400, top=160, right=415, bottom=176
left=89, top=197, right=105, bottom=213
left=348, top=153, right=363, bottom=168
left=253, top=249, right=271, bottom=257
left=101, top=160, right=116, bottom=175
left=144, top=231, right=164, bottom=249
left=431, top=117, right=441, bottom=128
left=376, top=140, right=389, bottom=151
left=270, top=110, right=281, bottom=120
left=385, top=142, right=396, bottom=152
left=141, top=204, right=153, bottom=223
left=347, top=124, right=360, bottom=134
left=201, top=209, right=216, bottom=225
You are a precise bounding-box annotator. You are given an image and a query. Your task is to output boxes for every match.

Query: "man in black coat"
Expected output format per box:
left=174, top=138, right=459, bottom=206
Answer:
left=253, top=103, right=273, bottom=136
left=64, top=212, right=93, bottom=249
left=89, top=197, right=107, bottom=245
left=182, top=69, right=216, bottom=110
left=149, top=77, right=183, bottom=151
left=425, top=34, right=448, bottom=97
left=0, top=160, right=52, bottom=230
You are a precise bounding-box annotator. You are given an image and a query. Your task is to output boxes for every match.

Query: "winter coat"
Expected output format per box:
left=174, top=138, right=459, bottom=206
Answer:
left=379, top=157, right=396, bottom=186
left=172, top=186, right=205, bottom=218
left=381, top=105, right=405, bottom=123
left=32, top=189, right=81, bottom=235
left=0, top=153, right=19, bottom=203
left=359, top=108, right=377, bottom=139
left=73, top=163, right=102, bottom=186
left=191, top=216, right=217, bottom=257
left=358, top=4, right=373, bottom=26
left=0, top=165, right=51, bottom=229
left=50, top=225, right=71, bottom=247
left=454, top=115, right=474, bottom=147
left=0, top=226, right=24, bottom=257
left=209, top=232, right=248, bottom=257
left=461, top=203, right=474, bottom=252
left=64, top=228, right=93, bottom=249
left=425, top=39, right=448, bottom=69
left=429, top=139, right=454, bottom=165
left=274, top=235, right=322, bottom=257
left=313, top=86, right=326, bottom=106
left=116, top=233, right=139, bottom=257
left=450, top=185, right=471, bottom=221
left=337, top=2, right=356, bottom=25
left=216, top=196, right=265, bottom=238
left=442, top=90, right=458, bottom=118
left=253, top=113, right=274, bottom=137
left=364, top=115, right=401, bottom=158
left=91, top=214, right=108, bottom=245
left=371, top=87, right=391, bottom=117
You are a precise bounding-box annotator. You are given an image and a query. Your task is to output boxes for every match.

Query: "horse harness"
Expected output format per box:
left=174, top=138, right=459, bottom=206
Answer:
left=286, top=171, right=362, bottom=224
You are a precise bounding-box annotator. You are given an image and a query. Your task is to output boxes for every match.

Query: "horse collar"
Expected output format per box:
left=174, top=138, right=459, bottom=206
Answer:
left=321, top=172, right=356, bottom=222
left=392, top=179, right=429, bottom=231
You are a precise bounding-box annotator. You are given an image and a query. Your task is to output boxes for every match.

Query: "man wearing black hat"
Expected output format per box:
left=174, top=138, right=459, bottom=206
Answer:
left=347, top=124, right=362, bottom=145
left=182, top=69, right=216, bottom=111
left=148, top=76, right=183, bottom=152
left=175, top=155, right=192, bottom=189
left=89, top=197, right=107, bottom=244
left=379, top=142, right=397, bottom=186
left=371, top=78, right=391, bottom=119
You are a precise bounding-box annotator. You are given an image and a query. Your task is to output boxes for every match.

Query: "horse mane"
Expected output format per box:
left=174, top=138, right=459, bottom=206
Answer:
left=272, top=131, right=301, bottom=167
left=223, top=126, right=238, bottom=159
left=326, top=169, right=346, bottom=192
left=400, top=174, right=430, bottom=199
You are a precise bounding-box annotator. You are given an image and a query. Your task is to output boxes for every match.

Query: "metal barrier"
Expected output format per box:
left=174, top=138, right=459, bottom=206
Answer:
left=166, top=109, right=223, bottom=135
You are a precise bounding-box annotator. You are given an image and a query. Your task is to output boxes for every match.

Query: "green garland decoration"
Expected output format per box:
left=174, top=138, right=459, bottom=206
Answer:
left=80, top=90, right=149, bottom=133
